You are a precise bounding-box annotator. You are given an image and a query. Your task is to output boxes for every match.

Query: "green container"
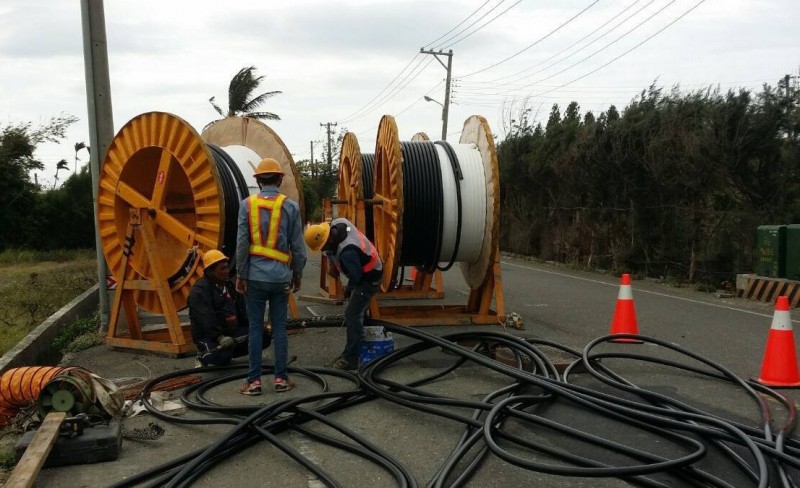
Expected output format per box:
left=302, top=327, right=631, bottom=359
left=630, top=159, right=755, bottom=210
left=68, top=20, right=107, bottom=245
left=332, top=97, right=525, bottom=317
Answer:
left=755, top=225, right=786, bottom=278
left=785, top=224, right=800, bottom=280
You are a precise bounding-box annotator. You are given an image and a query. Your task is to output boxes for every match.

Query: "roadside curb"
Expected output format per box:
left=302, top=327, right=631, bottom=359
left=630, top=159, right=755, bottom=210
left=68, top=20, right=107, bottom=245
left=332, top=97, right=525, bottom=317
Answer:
left=0, top=284, right=99, bottom=374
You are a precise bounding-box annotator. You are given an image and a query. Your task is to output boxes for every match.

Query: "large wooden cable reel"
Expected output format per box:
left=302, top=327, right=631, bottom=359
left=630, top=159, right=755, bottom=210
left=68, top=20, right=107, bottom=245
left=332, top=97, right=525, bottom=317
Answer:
left=201, top=116, right=304, bottom=219
left=336, top=132, right=363, bottom=226
left=99, top=112, right=303, bottom=352
left=372, top=116, right=405, bottom=292
left=372, top=115, right=500, bottom=294
left=98, top=112, right=222, bottom=314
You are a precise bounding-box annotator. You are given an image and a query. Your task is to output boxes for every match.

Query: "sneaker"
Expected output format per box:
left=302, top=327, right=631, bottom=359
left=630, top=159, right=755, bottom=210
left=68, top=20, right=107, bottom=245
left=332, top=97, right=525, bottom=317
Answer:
left=330, top=357, right=358, bottom=371
left=239, top=380, right=262, bottom=396
left=273, top=377, right=295, bottom=393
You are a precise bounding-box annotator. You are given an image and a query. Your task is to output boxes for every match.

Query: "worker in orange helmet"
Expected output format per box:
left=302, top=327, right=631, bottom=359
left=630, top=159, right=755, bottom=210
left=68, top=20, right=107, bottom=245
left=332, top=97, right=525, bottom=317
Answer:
left=188, top=250, right=270, bottom=368
left=304, top=218, right=382, bottom=370
left=235, top=158, right=306, bottom=395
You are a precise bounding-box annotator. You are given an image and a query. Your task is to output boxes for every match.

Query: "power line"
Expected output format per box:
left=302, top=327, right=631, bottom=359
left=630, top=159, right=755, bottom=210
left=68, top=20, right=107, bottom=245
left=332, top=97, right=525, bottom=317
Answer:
left=460, top=0, right=601, bottom=78
left=526, top=0, right=710, bottom=101
left=460, top=0, right=661, bottom=88
left=422, top=0, right=494, bottom=49
left=336, top=0, right=506, bottom=125
left=459, top=0, right=649, bottom=84
left=337, top=53, right=421, bottom=123
left=339, top=57, right=435, bottom=125
left=466, top=0, right=680, bottom=98
left=439, top=0, right=523, bottom=49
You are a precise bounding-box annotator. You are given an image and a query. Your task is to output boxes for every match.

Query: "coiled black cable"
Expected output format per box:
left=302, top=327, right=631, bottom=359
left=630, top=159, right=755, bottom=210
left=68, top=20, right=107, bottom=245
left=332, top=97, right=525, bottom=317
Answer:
left=361, top=153, right=376, bottom=241
left=399, top=142, right=444, bottom=272
left=207, top=144, right=248, bottom=260
left=111, top=322, right=800, bottom=488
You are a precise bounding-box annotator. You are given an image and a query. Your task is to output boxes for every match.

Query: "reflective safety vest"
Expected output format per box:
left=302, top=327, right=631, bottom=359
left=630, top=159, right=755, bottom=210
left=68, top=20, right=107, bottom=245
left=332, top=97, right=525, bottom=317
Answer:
left=329, top=217, right=382, bottom=274
left=248, top=194, right=290, bottom=263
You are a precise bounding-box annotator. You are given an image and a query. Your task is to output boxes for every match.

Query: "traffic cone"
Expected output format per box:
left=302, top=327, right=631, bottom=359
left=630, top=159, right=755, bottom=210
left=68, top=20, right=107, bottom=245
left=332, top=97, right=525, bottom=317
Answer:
left=756, top=296, right=800, bottom=387
left=610, top=274, right=641, bottom=343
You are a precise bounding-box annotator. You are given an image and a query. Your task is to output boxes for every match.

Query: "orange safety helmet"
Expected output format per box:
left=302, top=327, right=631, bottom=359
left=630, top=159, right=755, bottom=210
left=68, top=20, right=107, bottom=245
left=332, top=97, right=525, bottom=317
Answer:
left=253, top=158, right=284, bottom=177
left=202, top=249, right=228, bottom=269
left=304, top=222, right=331, bottom=252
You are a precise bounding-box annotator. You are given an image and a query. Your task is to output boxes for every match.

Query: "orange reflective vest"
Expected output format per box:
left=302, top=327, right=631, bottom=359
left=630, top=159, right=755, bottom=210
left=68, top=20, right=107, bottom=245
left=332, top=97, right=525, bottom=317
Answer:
left=330, top=217, right=382, bottom=273
left=248, top=194, right=290, bottom=263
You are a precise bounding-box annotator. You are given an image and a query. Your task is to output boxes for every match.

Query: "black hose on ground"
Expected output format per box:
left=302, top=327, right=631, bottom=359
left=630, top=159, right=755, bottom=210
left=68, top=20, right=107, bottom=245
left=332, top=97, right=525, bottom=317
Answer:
left=109, top=321, right=800, bottom=488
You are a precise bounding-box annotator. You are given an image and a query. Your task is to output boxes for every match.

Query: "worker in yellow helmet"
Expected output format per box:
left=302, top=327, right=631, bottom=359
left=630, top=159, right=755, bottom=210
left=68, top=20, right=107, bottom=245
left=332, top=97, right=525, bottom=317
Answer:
left=235, top=158, right=306, bottom=395
left=304, top=218, right=382, bottom=370
left=188, top=250, right=270, bottom=368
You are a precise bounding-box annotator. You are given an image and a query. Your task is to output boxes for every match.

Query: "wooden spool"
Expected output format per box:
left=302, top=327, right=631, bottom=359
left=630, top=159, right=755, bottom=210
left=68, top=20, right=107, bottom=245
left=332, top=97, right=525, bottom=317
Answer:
left=98, top=112, right=219, bottom=314
left=372, top=115, right=405, bottom=292
left=336, top=132, right=363, bottom=225
left=368, top=114, right=502, bottom=324
left=201, top=116, right=304, bottom=220
left=459, top=115, right=501, bottom=290
left=99, top=112, right=303, bottom=355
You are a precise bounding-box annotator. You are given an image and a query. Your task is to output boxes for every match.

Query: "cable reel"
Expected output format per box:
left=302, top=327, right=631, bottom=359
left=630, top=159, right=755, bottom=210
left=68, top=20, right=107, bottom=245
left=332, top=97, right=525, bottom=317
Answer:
left=99, top=112, right=303, bottom=354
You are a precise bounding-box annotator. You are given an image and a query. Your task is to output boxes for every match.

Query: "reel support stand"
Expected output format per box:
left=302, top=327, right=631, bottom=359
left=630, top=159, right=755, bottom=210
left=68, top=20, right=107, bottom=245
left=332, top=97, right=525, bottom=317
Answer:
left=106, top=209, right=194, bottom=356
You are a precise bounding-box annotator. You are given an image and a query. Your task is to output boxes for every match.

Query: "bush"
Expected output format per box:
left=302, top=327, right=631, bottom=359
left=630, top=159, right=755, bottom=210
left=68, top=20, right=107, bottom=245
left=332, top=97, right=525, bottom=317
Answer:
left=52, top=313, right=101, bottom=354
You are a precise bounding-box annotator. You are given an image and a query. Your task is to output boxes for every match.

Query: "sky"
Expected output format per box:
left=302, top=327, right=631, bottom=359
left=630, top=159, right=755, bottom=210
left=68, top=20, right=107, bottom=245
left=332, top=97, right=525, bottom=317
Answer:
left=0, top=0, right=798, bottom=188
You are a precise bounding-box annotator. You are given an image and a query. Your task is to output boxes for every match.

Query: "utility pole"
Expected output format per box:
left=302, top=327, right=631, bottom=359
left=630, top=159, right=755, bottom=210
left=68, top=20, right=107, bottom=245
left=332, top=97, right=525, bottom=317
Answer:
left=309, top=140, right=320, bottom=178
left=81, top=0, right=114, bottom=330
left=420, top=48, right=453, bottom=140
left=320, top=122, right=337, bottom=175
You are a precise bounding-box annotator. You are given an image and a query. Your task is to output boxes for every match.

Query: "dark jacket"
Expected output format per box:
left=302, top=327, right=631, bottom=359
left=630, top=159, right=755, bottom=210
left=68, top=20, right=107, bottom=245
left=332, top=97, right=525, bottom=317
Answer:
left=329, top=223, right=383, bottom=292
left=188, top=276, right=247, bottom=343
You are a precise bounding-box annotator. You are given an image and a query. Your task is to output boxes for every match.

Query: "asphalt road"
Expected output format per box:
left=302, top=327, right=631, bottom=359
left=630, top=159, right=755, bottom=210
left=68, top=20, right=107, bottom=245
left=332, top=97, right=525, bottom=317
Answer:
left=34, top=255, right=800, bottom=487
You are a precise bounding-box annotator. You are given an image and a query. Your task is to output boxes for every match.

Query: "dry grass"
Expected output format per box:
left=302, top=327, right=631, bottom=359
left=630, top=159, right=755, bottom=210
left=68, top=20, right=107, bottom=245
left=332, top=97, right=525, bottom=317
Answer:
left=0, top=250, right=97, bottom=355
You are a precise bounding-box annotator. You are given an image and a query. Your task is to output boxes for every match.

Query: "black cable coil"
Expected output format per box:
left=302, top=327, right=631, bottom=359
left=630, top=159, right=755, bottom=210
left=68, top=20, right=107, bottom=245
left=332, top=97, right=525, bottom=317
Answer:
left=398, top=142, right=444, bottom=273
left=361, top=153, right=375, bottom=241
left=207, top=144, right=249, bottom=264
left=109, top=321, right=800, bottom=487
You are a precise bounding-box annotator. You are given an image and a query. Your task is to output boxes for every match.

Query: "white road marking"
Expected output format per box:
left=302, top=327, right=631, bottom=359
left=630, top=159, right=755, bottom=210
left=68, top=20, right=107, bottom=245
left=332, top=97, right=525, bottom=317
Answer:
left=501, top=261, right=797, bottom=322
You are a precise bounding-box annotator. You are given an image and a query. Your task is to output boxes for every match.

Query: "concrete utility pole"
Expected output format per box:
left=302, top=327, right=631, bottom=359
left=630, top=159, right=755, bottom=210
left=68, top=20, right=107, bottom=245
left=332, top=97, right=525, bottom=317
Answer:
left=309, top=140, right=320, bottom=178
left=320, top=122, right=337, bottom=174
left=81, top=0, right=114, bottom=330
left=420, top=48, right=453, bottom=140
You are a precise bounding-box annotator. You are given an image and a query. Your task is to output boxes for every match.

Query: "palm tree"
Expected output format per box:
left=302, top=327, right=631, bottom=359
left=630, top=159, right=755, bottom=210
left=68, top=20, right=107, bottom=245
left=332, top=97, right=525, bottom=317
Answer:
left=209, top=66, right=282, bottom=121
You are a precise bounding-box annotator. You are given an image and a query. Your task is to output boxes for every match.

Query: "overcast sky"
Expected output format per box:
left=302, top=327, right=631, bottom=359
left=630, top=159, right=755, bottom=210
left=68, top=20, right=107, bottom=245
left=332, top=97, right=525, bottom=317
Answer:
left=0, top=0, right=797, bottom=188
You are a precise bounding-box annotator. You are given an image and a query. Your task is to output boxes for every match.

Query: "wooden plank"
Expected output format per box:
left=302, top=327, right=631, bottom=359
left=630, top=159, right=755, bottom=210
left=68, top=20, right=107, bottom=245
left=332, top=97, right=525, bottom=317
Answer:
left=6, top=412, right=67, bottom=488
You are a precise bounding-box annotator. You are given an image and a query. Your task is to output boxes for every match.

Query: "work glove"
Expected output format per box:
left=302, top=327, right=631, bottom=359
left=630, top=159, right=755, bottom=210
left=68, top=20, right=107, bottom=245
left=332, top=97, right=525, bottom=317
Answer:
left=217, top=335, right=235, bottom=349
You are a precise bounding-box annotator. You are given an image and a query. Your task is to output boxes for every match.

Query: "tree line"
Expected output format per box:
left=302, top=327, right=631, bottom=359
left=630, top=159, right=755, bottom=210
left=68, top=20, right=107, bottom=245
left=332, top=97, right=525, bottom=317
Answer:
left=0, top=116, right=95, bottom=250
left=496, top=76, right=800, bottom=283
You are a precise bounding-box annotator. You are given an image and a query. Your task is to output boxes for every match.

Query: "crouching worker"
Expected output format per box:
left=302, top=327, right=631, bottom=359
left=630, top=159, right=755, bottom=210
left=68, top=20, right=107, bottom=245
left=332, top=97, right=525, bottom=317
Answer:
left=189, top=250, right=271, bottom=368
left=304, top=218, right=383, bottom=370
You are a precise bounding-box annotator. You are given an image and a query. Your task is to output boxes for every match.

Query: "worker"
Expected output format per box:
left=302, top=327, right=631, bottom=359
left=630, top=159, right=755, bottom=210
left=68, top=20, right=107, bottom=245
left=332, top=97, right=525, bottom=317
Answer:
left=304, top=218, right=383, bottom=370
left=188, top=250, right=270, bottom=368
left=236, top=158, right=306, bottom=395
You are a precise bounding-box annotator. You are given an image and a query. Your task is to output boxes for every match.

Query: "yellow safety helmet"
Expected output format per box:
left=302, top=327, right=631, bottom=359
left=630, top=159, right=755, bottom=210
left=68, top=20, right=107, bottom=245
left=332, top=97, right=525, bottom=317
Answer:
left=253, top=158, right=284, bottom=177
left=202, top=249, right=228, bottom=269
left=304, top=222, right=331, bottom=252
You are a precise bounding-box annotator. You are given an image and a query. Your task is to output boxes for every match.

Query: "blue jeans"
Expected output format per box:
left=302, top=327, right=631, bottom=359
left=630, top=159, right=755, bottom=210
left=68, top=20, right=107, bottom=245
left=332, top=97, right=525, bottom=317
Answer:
left=196, top=323, right=270, bottom=367
left=246, top=280, right=290, bottom=383
left=342, top=281, right=380, bottom=364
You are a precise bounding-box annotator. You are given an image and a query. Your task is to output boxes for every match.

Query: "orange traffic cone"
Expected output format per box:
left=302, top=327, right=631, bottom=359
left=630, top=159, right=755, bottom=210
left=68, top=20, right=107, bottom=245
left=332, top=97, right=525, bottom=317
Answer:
left=610, top=274, right=641, bottom=343
left=756, top=296, right=800, bottom=387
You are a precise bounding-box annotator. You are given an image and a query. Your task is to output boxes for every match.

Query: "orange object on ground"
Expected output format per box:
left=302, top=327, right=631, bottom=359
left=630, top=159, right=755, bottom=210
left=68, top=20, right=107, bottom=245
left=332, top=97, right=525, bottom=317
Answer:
left=757, top=296, right=800, bottom=387
left=0, top=366, right=65, bottom=425
left=610, top=274, right=641, bottom=342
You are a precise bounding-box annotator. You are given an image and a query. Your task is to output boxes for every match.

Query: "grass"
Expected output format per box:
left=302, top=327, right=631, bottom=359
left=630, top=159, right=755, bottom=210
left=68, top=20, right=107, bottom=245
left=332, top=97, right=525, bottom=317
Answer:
left=0, top=249, right=97, bottom=355
left=52, top=313, right=104, bottom=354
